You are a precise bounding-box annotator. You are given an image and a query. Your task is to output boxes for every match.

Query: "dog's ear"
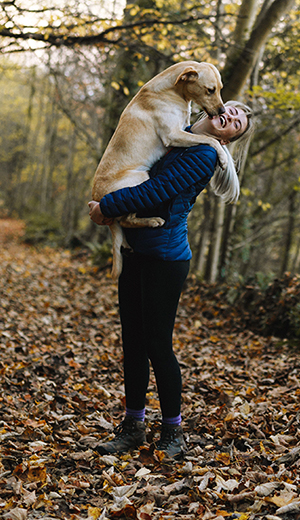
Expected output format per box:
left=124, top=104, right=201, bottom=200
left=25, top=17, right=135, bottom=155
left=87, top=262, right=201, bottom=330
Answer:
left=175, top=67, right=198, bottom=85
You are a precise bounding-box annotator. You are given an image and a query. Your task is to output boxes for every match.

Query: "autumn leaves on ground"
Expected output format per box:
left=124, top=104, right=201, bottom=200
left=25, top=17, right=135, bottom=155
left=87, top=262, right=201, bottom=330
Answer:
left=1, top=219, right=300, bottom=520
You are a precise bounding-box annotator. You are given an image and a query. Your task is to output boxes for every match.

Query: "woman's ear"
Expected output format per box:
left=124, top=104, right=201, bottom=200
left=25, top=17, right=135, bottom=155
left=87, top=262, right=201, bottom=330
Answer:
left=220, top=139, right=230, bottom=146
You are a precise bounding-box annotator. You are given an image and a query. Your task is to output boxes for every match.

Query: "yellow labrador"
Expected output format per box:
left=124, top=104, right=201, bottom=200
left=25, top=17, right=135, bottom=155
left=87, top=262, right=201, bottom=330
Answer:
left=92, top=60, right=227, bottom=279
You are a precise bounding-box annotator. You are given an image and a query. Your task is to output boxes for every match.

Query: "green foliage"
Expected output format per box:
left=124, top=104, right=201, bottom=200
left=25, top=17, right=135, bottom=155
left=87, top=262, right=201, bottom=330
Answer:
left=86, top=240, right=112, bottom=268
left=225, top=271, right=276, bottom=305
left=255, top=271, right=276, bottom=292
left=289, top=302, right=300, bottom=338
left=252, top=85, right=300, bottom=113
left=235, top=273, right=300, bottom=339
left=212, top=272, right=300, bottom=340
left=23, top=213, right=63, bottom=245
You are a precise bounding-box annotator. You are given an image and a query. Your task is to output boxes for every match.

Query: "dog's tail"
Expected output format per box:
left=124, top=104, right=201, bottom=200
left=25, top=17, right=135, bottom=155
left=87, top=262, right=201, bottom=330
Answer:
left=210, top=146, right=240, bottom=204
left=109, top=221, right=124, bottom=280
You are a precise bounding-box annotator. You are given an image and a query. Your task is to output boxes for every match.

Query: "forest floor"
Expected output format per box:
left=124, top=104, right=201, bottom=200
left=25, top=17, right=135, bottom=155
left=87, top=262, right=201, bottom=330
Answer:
left=0, top=219, right=300, bottom=520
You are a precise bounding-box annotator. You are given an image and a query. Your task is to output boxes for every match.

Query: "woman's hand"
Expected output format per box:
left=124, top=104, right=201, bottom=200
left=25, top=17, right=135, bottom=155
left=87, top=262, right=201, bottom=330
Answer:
left=88, top=201, right=114, bottom=226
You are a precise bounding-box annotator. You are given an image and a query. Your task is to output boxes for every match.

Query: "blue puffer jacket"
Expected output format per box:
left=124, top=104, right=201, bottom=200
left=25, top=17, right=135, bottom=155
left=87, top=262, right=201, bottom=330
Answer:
left=100, top=143, right=217, bottom=261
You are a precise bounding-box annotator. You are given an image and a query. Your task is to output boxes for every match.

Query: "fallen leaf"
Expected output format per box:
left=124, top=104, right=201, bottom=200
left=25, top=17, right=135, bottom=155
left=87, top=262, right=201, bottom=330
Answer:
left=254, top=482, right=281, bottom=496
left=134, top=467, right=151, bottom=478
left=3, top=507, right=27, bottom=520
left=136, top=501, right=155, bottom=520
left=276, top=500, right=300, bottom=514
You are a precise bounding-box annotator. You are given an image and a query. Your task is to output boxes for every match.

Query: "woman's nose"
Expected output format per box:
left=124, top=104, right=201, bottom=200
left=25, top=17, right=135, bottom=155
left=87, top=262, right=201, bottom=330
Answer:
left=226, top=113, right=236, bottom=123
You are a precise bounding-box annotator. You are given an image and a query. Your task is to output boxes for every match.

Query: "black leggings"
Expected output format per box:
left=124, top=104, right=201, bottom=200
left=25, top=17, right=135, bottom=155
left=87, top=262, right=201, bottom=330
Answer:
left=118, top=252, right=190, bottom=419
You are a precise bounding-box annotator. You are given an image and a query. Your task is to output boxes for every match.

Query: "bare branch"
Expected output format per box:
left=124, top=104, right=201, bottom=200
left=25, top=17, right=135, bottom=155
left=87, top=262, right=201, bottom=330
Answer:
left=0, top=12, right=231, bottom=49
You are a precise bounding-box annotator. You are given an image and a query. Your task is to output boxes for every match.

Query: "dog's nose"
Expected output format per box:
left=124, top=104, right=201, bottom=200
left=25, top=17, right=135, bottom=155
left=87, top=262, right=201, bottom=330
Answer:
left=218, top=106, right=225, bottom=115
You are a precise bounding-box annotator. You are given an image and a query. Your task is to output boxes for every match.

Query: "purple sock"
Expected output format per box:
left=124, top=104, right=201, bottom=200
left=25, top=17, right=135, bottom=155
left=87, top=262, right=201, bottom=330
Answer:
left=126, top=407, right=145, bottom=422
left=162, top=414, right=182, bottom=426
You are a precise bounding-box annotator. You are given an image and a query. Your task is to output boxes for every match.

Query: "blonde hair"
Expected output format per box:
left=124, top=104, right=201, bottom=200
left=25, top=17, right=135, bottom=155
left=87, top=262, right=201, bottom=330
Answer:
left=197, top=100, right=254, bottom=204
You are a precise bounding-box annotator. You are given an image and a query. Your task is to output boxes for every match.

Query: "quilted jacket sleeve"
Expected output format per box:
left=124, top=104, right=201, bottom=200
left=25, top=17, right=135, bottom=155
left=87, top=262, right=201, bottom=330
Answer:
left=100, top=144, right=217, bottom=218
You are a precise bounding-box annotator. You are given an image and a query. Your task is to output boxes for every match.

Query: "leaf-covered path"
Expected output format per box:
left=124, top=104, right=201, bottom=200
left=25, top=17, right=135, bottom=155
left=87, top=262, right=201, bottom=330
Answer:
left=0, top=219, right=300, bottom=520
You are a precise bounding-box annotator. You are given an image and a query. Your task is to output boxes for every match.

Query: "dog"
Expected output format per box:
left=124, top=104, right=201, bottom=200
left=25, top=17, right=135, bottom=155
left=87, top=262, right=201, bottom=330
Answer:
left=92, top=60, right=227, bottom=279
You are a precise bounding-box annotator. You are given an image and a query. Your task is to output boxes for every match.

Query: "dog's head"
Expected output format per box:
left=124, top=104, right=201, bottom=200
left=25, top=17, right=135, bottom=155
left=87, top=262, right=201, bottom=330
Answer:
left=175, top=62, right=225, bottom=118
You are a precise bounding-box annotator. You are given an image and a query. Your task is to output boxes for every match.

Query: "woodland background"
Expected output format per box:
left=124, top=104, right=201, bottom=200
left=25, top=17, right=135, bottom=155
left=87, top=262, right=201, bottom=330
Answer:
left=0, top=0, right=300, bottom=284
left=1, top=2, right=300, bottom=520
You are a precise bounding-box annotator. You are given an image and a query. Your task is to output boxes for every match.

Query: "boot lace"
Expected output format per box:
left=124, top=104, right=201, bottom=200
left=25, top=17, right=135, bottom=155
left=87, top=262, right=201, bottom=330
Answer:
left=113, top=418, right=135, bottom=439
left=157, top=427, right=178, bottom=449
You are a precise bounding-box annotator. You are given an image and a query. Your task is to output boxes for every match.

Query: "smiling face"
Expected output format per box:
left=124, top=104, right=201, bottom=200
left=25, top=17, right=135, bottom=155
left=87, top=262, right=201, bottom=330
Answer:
left=192, top=104, right=248, bottom=145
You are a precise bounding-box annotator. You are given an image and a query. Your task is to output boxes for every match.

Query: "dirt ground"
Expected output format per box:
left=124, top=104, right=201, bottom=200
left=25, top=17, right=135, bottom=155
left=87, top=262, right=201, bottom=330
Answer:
left=0, top=218, right=300, bottom=520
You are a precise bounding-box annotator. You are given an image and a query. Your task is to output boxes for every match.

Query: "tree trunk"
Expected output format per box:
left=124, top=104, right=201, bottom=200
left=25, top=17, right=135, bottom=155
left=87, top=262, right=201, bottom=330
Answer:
left=194, top=193, right=212, bottom=276
left=63, top=128, right=77, bottom=241
left=217, top=39, right=265, bottom=280
left=210, top=200, right=226, bottom=282
left=212, top=0, right=224, bottom=62
left=16, top=66, right=37, bottom=216
left=218, top=134, right=253, bottom=280
left=225, top=0, right=260, bottom=67
left=222, top=0, right=296, bottom=101
left=291, top=234, right=300, bottom=273
left=280, top=190, right=296, bottom=276
left=206, top=198, right=225, bottom=283
left=40, top=85, right=58, bottom=213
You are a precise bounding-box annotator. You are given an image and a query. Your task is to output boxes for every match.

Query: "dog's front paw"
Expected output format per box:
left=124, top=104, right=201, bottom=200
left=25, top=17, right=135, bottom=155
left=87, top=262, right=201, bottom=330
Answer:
left=148, top=217, right=165, bottom=228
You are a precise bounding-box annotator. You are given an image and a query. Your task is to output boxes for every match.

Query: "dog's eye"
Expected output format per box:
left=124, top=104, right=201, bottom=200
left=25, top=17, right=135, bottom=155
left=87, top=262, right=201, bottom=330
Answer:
left=207, top=87, right=216, bottom=95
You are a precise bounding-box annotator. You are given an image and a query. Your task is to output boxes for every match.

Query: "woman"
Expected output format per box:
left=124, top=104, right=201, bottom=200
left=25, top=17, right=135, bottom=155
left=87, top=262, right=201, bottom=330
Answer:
left=89, top=100, right=254, bottom=458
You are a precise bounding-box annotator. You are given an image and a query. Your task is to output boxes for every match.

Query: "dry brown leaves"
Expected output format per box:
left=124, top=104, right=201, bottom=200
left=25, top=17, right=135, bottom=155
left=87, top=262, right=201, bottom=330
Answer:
left=0, top=219, right=300, bottom=520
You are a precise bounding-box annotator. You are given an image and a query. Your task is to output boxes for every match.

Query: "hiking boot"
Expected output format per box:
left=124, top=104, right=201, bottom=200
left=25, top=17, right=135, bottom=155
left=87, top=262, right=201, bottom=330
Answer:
left=155, top=424, right=187, bottom=459
left=95, top=415, right=146, bottom=455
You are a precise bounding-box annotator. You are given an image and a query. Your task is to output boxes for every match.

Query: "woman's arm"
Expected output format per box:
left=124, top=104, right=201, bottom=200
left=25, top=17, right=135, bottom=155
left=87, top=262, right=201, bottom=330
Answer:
left=100, top=144, right=217, bottom=219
